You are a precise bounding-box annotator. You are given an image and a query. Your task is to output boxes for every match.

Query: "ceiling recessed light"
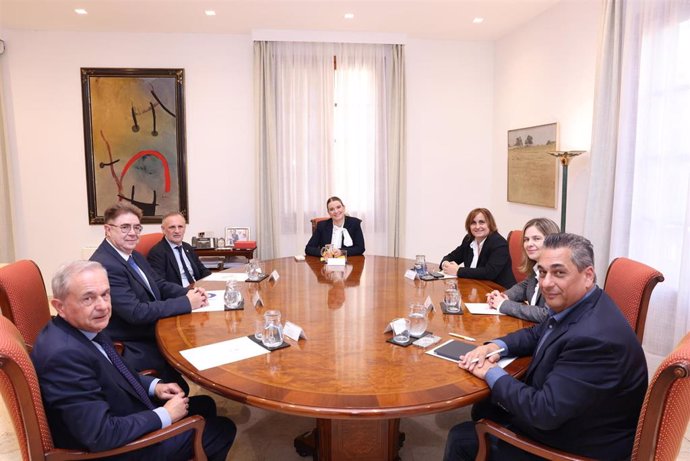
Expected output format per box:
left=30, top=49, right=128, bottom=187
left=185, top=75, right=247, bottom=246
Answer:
left=472, top=17, right=484, bottom=24
left=344, top=13, right=354, bottom=20
left=205, top=10, right=216, bottom=16
left=74, top=8, right=88, bottom=15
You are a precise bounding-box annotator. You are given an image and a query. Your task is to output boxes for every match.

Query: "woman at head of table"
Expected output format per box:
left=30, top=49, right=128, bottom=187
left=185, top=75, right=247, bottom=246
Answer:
left=486, top=217, right=560, bottom=322
left=305, top=196, right=366, bottom=258
left=440, top=208, right=516, bottom=289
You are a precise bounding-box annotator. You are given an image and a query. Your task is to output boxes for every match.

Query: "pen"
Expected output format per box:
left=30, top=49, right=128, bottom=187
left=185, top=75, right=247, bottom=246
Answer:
left=469, top=348, right=505, bottom=364
left=449, top=332, right=476, bottom=342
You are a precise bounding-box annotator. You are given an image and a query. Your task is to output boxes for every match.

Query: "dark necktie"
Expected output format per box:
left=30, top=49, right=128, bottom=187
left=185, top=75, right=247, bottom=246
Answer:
left=92, top=333, right=155, bottom=410
left=128, top=255, right=157, bottom=299
left=176, top=246, right=195, bottom=284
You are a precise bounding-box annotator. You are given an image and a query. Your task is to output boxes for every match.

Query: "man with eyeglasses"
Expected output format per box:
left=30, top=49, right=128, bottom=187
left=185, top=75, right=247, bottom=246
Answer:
left=91, top=202, right=208, bottom=392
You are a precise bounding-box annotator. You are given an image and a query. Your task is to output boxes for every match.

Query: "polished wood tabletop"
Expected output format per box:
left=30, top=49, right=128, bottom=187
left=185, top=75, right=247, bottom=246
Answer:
left=156, top=255, right=532, bottom=459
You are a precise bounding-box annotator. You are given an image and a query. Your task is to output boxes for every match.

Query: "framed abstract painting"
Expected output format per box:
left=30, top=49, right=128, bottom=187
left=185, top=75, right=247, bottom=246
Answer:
left=81, top=68, right=188, bottom=224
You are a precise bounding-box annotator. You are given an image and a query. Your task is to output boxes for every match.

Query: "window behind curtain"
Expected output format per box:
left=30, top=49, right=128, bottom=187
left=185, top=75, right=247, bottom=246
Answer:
left=626, top=5, right=690, bottom=359
left=258, top=41, right=394, bottom=257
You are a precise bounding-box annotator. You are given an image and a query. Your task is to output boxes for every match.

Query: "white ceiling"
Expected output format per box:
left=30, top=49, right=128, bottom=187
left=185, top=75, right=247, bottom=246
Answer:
left=0, top=0, right=574, bottom=41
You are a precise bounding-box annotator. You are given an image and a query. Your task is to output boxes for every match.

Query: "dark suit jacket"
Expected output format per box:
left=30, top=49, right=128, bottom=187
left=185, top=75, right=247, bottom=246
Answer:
left=489, top=287, right=647, bottom=459
left=440, top=231, right=516, bottom=288
left=500, top=273, right=549, bottom=323
left=305, top=216, right=366, bottom=256
left=90, top=239, right=190, bottom=373
left=147, top=238, right=211, bottom=286
left=31, top=317, right=165, bottom=456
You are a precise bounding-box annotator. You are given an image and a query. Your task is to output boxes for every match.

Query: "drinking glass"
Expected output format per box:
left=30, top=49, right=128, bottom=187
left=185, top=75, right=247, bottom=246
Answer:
left=262, top=310, right=284, bottom=348
left=224, top=281, right=243, bottom=310
left=393, top=318, right=411, bottom=343
left=444, top=287, right=461, bottom=313
left=254, top=319, right=265, bottom=340
left=320, top=244, right=333, bottom=259
left=408, top=303, right=428, bottom=337
left=246, top=259, right=262, bottom=281
left=414, top=254, right=428, bottom=276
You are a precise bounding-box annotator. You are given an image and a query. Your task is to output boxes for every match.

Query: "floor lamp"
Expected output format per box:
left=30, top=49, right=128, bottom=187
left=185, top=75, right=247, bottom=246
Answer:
left=547, top=150, right=585, bottom=232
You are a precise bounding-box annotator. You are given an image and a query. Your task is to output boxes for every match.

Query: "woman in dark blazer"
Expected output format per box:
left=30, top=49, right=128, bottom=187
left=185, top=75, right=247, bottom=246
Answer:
left=305, top=196, right=365, bottom=257
left=486, top=217, right=560, bottom=322
left=440, top=208, right=515, bottom=289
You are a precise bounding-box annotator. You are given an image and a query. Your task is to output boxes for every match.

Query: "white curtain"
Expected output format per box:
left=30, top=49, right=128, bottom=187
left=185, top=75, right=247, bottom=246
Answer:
left=586, top=0, right=690, bottom=366
left=0, top=61, right=15, bottom=262
left=255, top=41, right=404, bottom=259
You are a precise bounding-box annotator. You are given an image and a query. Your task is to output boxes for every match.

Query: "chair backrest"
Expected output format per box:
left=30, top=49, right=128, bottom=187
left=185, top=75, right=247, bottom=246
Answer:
left=310, top=217, right=330, bottom=234
left=135, top=232, right=164, bottom=258
left=506, top=230, right=527, bottom=284
left=632, top=332, right=690, bottom=461
left=603, top=257, right=664, bottom=343
left=0, top=315, right=56, bottom=460
left=0, top=260, right=51, bottom=352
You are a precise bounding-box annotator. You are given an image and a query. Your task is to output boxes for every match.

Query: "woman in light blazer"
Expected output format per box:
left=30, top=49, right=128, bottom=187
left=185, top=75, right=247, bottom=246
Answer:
left=486, top=217, right=560, bottom=322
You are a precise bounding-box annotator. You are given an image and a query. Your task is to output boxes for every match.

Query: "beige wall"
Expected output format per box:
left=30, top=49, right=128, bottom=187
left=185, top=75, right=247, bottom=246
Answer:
left=491, top=0, right=602, bottom=236
left=1, top=0, right=603, bottom=288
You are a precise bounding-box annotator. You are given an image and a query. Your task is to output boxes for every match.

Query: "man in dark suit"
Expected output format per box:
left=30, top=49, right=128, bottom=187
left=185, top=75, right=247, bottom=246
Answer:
left=443, top=233, right=648, bottom=461
left=31, top=260, right=235, bottom=460
left=90, top=202, right=208, bottom=391
left=148, top=211, right=211, bottom=287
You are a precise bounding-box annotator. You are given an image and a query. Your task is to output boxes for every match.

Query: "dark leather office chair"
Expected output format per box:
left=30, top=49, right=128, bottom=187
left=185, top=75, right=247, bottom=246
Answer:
left=135, top=232, right=164, bottom=257
left=0, top=260, right=51, bottom=352
left=0, top=314, right=208, bottom=461
left=506, top=230, right=526, bottom=283
left=474, top=331, right=690, bottom=461
left=603, top=257, right=664, bottom=343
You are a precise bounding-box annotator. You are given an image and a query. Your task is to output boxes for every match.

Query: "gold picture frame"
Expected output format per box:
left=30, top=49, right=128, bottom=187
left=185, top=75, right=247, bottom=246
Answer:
left=507, top=123, right=558, bottom=208
left=81, top=68, right=188, bottom=223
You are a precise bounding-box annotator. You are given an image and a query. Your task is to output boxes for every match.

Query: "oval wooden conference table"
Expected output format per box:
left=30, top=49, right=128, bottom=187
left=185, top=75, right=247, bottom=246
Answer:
left=156, top=255, right=533, bottom=461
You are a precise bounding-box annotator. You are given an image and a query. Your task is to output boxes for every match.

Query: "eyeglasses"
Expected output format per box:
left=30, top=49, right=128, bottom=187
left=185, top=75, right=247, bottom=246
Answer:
left=106, top=223, right=143, bottom=234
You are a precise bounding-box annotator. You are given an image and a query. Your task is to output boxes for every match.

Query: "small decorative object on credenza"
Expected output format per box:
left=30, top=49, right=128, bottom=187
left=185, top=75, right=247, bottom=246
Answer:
left=234, top=240, right=257, bottom=250
left=546, top=150, right=586, bottom=232
left=191, top=232, right=216, bottom=249
left=225, top=226, right=250, bottom=248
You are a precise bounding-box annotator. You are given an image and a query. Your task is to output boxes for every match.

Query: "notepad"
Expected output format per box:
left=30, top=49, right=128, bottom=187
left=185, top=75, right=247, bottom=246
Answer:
left=429, top=340, right=476, bottom=361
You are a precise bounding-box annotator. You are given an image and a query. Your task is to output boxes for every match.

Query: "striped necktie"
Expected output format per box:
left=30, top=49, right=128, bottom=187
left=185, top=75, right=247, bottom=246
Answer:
left=92, top=333, right=155, bottom=410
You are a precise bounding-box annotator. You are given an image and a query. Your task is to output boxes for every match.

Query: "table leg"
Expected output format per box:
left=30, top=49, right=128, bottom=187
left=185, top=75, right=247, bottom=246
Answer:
left=316, top=418, right=401, bottom=461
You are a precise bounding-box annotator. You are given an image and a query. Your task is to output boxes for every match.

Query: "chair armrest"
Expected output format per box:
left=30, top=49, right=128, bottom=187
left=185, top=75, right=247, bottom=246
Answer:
left=45, top=415, right=207, bottom=461
left=475, top=418, right=594, bottom=461
left=113, top=340, right=125, bottom=356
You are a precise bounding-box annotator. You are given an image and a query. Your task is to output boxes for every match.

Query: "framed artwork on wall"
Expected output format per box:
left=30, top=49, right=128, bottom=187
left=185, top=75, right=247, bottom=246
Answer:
left=81, top=67, right=188, bottom=224
left=507, top=122, right=558, bottom=208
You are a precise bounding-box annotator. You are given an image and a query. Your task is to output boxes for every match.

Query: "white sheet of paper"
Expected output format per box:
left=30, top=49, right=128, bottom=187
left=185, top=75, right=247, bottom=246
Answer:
left=465, top=303, right=505, bottom=315
left=327, top=257, right=346, bottom=266
left=192, top=290, right=226, bottom=312
left=204, top=272, right=249, bottom=282
left=424, top=295, right=434, bottom=311
left=252, top=291, right=263, bottom=307
left=404, top=269, right=417, bottom=280
left=441, top=272, right=457, bottom=279
left=269, top=270, right=280, bottom=281
left=283, top=321, right=307, bottom=341
left=180, top=336, right=269, bottom=371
